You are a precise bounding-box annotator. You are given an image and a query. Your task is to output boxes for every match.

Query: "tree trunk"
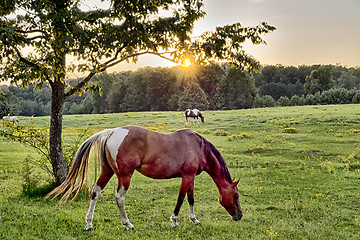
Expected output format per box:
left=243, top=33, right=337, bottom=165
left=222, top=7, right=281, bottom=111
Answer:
left=49, top=79, right=68, bottom=185
left=49, top=49, right=68, bottom=185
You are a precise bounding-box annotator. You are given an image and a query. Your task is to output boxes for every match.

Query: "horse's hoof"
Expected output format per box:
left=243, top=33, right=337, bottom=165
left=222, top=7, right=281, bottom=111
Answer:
left=126, top=226, right=135, bottom=230
left=84, top=225, right=93, bottom=231
left=190, top=218, right=200, bottom=225
left=124, top=222, right=135, bottom=230
left=170, top=214, right=178, bottom=227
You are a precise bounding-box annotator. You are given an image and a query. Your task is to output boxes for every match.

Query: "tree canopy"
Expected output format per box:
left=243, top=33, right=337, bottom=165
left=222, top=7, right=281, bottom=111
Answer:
left=1, top=0, right=275, bottom=90
left=0, top=0, right=275, bottom=184
left=305, top=65, right=334, bottom=94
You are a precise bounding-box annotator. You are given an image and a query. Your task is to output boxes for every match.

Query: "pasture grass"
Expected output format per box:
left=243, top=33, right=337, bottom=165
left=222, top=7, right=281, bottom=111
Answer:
left=0, top=104, right=360, bottom=239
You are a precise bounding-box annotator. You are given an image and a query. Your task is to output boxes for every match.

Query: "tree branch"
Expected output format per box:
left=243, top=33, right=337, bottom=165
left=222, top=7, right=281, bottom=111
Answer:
left=15, top=29, right=47, bottom=35
left=26, top=35, right=44, bottom=41
left=65, top=50, right=178, bottom=98
left=100, top=50, right=177, bottom=72
left=15, top=48, right=41, bottom=70
left=14, top=47, right=52, bottom=83
left=65, top=71, right=96, bottom=98
left=101, top=44, right=127, bottom=68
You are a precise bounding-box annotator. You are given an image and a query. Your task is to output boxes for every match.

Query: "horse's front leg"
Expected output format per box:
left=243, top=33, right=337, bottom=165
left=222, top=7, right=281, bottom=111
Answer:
left=187, top=182, right=200, bottom=225
left=170, top=176, right=195, bottom=227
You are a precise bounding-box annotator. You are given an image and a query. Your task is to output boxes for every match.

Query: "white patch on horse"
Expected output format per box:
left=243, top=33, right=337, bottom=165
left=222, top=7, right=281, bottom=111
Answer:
left=192, top=109, right=199, bottom=116
left=115, top=186, right=134, bottom=230
left=189, top=205, right=200, bottom=224
left=170, top=213, right=179, bottom=227
left=85, top=184, right=102, bottom=230
left=106, top=128, right=129, bottom=168
left=185, top=109, right=190, bottom=124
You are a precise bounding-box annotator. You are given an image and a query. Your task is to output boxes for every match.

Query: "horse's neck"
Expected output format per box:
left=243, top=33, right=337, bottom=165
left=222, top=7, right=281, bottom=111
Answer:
left=205, top=155, right=231, bottom=191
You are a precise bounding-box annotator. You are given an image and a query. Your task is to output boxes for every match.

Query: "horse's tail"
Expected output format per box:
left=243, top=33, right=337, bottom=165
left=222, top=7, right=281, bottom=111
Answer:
left=45, top=129, right=113, bottom=204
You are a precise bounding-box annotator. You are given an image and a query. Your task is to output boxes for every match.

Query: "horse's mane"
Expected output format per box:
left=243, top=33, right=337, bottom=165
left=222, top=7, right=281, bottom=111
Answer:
left=192, top=132, right=232, bottom=183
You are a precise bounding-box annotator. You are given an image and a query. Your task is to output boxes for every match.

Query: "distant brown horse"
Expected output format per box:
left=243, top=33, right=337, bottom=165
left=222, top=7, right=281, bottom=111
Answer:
left=185, top=109, right=204, bottom=124
left=46, top=126, right=242, bottom=230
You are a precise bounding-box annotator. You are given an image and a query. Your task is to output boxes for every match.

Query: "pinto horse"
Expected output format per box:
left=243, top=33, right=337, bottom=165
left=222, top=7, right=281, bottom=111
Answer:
left=185, top=109, right=204, bottom=124
left=46, top=126, right=242, bottom=230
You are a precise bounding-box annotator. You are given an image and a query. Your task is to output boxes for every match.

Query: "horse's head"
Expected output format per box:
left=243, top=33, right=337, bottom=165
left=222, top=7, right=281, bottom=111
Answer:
left=199, top=113, right=204, bottom=123
left=219, top=179, right=242, bottom=221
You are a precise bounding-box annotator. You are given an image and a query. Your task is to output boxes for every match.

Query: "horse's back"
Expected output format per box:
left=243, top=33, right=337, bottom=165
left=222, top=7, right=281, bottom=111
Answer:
left=192, top=109, right=199, bottom=115
left=111, top=126, right=205, bottom=179
left=2, top=116, right=19, bottom=125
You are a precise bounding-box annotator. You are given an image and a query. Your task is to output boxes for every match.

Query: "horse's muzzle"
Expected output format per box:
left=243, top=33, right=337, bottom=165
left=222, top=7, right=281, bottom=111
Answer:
left=232, top=212, right=243, bottom=221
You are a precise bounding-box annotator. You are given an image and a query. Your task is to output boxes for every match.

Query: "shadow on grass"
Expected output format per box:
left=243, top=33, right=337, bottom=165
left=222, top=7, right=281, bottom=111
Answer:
left=22, top=183, right=55, bottom=198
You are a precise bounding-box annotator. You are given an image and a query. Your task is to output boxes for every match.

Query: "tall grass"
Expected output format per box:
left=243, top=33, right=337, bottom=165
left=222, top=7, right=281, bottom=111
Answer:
left=0, top=104, right=359, bottom=239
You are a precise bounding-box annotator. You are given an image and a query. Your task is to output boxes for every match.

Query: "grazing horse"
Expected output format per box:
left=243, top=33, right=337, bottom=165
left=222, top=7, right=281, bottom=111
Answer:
left=185, top=109, right=204, bottom=124
left=46, top=126, right=242, bottom=230
left=2, top=116, right=19, bottom=126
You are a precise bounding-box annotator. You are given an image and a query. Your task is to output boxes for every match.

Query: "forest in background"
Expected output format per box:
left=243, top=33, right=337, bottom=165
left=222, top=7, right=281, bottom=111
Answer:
left=1, top=63, right=360, bottom=117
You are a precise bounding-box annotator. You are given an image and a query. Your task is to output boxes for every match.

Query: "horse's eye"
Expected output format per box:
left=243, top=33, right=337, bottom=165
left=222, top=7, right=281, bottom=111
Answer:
left=234, top=195, right=239, bottom=200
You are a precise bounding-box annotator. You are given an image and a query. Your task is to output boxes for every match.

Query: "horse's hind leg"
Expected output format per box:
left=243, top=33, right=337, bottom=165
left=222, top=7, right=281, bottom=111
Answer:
left=84, top=184, right=101, bottom=230
left=84, top=167, right=114, bottom=231
left=115, top=175, right=135, bottom=230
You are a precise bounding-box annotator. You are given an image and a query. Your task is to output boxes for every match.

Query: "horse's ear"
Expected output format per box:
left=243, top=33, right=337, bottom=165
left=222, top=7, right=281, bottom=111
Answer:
left=232, top=179, right=240, bottom=186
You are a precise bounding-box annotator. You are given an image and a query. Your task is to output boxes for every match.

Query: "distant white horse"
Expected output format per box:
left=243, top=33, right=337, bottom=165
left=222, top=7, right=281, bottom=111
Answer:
left=2, top=116, right=19, bottom=126
left=185, top=109, right=204, bottom=124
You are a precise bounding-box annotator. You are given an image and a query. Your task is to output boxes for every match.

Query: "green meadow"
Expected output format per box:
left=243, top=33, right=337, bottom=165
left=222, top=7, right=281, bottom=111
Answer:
left=0, top=104, right=359, bottom=239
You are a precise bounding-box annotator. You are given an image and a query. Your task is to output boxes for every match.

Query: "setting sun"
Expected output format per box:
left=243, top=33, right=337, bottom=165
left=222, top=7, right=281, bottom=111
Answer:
left=183, top=58, right=192, bottom=67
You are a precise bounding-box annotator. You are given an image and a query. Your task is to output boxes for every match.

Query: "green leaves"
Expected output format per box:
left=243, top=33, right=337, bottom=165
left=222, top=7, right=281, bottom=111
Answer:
left=1, top=0, right=275, bottom=96
left=305, top=65, right=334, bottom=94
left=0, top=0, right=17, bottom=15
left=0, top=119, right=92, bottom=180
left=189, top=22, right=276, bottom=72
left=0, top=120, right=52, bottom=177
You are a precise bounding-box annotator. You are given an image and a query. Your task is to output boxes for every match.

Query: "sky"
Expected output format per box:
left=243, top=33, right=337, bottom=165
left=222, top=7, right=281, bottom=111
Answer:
left=96, top=0, right=359, bottom=72
left=3, top=0, right=359, bottom=79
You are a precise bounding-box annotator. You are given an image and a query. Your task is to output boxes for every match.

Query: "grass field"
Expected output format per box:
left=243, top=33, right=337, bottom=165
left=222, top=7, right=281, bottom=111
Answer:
left=0, top=104, right=359, bottom=239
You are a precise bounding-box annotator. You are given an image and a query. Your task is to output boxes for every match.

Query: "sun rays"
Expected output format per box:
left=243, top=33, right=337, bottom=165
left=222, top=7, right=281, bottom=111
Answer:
left=177, top=58, right=198, bottom=83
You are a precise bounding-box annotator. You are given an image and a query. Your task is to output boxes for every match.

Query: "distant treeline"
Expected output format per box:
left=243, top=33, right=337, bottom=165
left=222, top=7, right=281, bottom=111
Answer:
left=1, top=64, right=360, bottom=117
